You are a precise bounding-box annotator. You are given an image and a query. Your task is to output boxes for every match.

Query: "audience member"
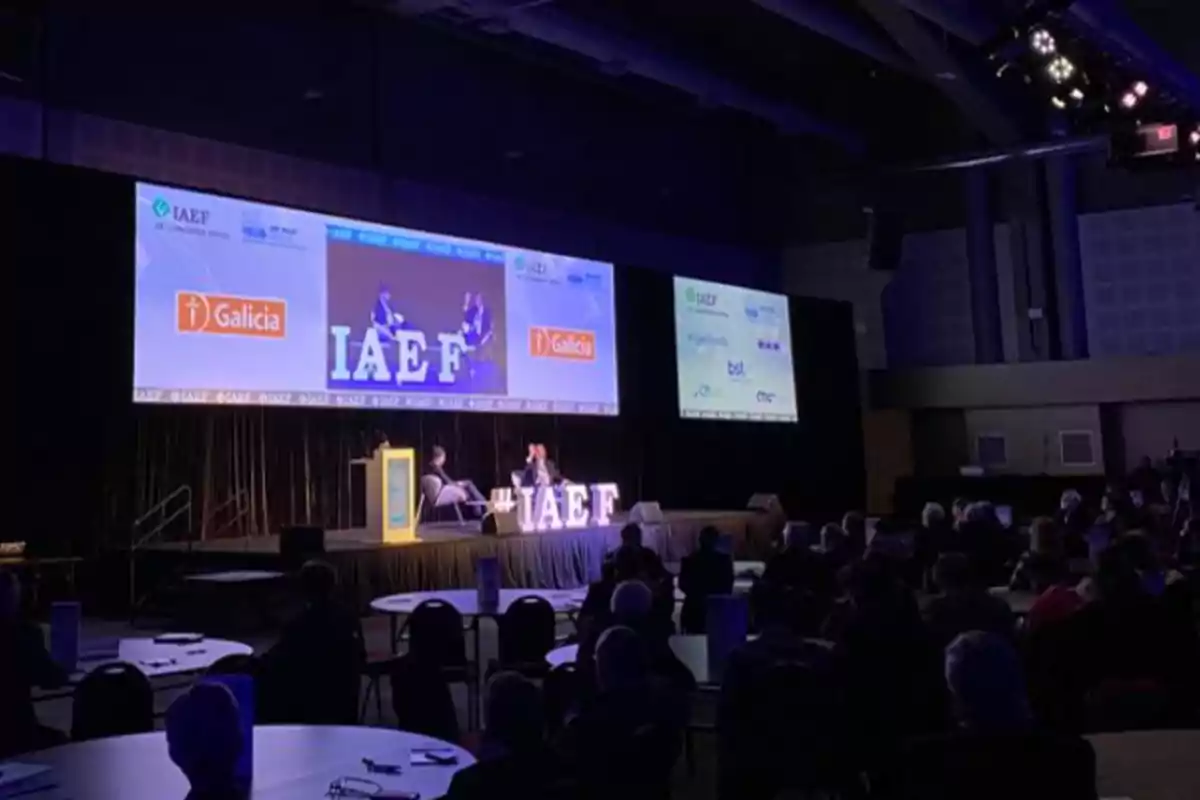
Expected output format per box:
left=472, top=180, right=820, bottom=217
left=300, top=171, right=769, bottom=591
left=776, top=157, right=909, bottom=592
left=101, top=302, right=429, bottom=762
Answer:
left=923, top=553, right=1015, bottom=652
left=950, top=497, right=971, bottom=530
left=1008, top=516, right=1063, bottom=592
left=259, top=560, right=364, bottom=724
left=842, top=511, right=868, bottom=557
left=1056, top=489, right=1091, bottom=558
left=1128, top=455, right=1160, bottom=501
left=579, top=545, right=667, bottom=641
left=442, top=673, right=563, bottom=800
left=914, top=502, right=950, bottom=586
left=557, top=626, right=687, bottom=799
left=1033, top=540, right=1200, bottom=731
left=718, top=581, right=846, bottom=800
left=812, top=522, right=852, bottom=578
left=763, top=522, right=836, bottom=608
left=953, top=503, right=1017, bottom=587
left=876, top=632, right=1097, bottom=800
left=0, top=570, right=67, bottom=758
left=833, top=555, right=944, bottom=767
left=166, top=682, right=246, bottom=800
left=678, top=525, right=734, bottom=634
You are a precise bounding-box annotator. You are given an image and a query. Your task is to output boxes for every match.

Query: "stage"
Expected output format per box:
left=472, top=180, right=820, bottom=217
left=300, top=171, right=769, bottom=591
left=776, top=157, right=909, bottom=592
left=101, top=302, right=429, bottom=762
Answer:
left=141, top=509, right=780, bottom=608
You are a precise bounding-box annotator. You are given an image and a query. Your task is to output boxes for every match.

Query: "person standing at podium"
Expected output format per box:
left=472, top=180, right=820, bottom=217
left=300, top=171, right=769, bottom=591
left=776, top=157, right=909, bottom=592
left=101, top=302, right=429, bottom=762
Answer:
left=429, top=445, right=487, bottom=515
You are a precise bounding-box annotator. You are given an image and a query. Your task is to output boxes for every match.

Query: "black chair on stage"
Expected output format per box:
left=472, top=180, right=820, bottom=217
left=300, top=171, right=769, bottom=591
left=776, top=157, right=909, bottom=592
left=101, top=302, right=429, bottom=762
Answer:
left=71, top=663, right=154, bottom=742
left=402, top=599, right=478, bottom=728
left=490, top=595, right=557, bottom=679
left=389, top=653, right=460, bottom=743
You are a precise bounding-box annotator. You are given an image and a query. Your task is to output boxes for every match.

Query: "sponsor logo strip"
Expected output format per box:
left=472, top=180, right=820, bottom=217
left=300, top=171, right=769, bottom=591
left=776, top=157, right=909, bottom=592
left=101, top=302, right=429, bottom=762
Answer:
left=176, top=291, right=286, bottom=338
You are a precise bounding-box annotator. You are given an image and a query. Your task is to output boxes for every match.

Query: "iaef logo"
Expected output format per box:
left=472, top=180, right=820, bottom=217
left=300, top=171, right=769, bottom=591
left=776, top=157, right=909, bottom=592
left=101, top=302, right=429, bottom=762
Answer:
left=152, top=197, right=171, bottom=218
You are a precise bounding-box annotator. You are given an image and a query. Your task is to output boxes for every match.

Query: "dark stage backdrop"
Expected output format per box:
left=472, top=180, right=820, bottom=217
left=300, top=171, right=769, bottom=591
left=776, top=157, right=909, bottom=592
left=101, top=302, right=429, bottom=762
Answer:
left=3, top=156, right=863, bottom=554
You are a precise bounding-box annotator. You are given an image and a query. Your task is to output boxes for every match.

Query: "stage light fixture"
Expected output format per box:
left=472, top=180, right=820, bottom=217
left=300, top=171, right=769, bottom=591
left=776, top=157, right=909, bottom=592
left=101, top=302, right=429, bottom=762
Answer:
left=1069, top=87, right=1085, bottom=103
left=1191, top=128, right=1200, bottom=146
left=1050, top=96, right=1067, bottom=110
left=1030, top=29, right=1056, bottom=56
left=1120, top=91, right=1139, bottom=110
left=1132, top=80, right=1149, bottom=98
left=1047, top=56, right=1075, bottom=84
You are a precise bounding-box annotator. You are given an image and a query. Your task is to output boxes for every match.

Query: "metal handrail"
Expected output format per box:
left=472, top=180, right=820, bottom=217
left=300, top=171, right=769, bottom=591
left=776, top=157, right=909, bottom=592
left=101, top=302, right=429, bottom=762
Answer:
left=202, top=489, right=250, bottom=541
left=128, top=484, right=192, bottom=613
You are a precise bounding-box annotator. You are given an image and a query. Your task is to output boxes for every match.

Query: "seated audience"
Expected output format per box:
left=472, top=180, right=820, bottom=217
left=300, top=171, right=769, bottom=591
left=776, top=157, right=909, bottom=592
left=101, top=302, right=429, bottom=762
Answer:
left=812, top=522, right=852, bottom=579
left=1056, top=489, right=1091, bottom=559
left=833, top=555, right=945, bottom=767
left=923, top=553, right=1015, bottom=652
left=441, top=672, right=563, bottom=800
left=1032, top=540, right=1200, bottom=731
left=259, top=560, right=364, bottom=724
left=580, top=544, right=668, bottom=639
left=955, top=503, right=1017, bottom=587
left=0, top=570, right=68, bottom=758
left=1128, top=455, right=1161, bottom=503
left=678, top=525, right=734, bottom=634
left=166, top=682, right=246, bottom=800
left=914, top=502, right=949, bottom=586
left=557, top=626, right=687, bottom=799
left=842, top=511, right=868, bottom=557
left=763, top=522, right=836, bottom=608
left=718, top=581, right=846, bottom=800
left=876, top=631, right=1097, bottom=800
left=950, top=497, right=971, bottom=530
left=1008, top=516, right=1064, bottom=592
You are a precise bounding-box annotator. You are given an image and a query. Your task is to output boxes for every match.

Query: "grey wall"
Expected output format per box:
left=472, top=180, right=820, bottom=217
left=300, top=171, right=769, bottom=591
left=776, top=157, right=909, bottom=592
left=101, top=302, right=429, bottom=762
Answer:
left=963, top=406, right=1103, bottom=476
left=1119, top=401, right=1200, bottom=470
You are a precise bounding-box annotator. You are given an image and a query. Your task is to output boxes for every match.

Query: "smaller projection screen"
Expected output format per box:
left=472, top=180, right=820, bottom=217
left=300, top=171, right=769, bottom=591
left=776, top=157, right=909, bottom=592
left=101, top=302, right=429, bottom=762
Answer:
left=133, top=183, right=619, bottom=415
left=673, top=276, right=799, bottom=423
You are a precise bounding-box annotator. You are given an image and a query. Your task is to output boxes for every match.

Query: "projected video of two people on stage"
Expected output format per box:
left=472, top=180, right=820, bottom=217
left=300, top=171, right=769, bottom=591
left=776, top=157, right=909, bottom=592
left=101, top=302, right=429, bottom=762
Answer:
left=325, top=237, right=508, bottom=396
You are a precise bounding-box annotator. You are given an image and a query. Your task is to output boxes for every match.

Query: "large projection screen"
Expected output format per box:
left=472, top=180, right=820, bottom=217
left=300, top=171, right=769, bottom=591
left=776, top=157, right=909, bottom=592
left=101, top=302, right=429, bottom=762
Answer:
left=674, top=276, right=798, bottom=422
left=133, top=183, right=619, bottom=415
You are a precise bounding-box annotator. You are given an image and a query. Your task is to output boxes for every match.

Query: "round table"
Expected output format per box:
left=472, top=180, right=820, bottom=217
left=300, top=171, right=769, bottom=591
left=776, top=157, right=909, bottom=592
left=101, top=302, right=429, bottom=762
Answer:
left=1088, top=729, right=1200, bottom=800
left=19, top=725, right=473, bottom=800
left=79, top=637, right=255, bottom=680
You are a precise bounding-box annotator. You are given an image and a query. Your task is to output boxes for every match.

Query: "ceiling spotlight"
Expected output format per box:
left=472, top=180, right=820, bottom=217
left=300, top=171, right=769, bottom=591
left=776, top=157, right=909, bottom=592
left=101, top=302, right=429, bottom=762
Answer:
left=1120, top=91, right=1139, bottom=110
left=1190, top=128, right=1200, bottom=146
left=1069, top=87, right=1085, bottom=103
left=1132, top=80, right=1149, bottom=98
left=1030, top=29, right=1056, bottom=56
left=1047, top=56, right=1075, bottom=84
left=1050, top=96, right=1067, bottom=110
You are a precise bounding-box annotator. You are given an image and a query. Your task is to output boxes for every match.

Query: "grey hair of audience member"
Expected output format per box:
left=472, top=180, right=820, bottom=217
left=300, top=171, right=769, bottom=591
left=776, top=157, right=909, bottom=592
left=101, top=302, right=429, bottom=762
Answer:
left=595, top=625, right=648, bottom=693
left=0, top=570, right=19, bottom=619
left=817, top=523, right=847, bottom=552
left=610, top=579, right=653, bottom=621
left=785, top=522, right=812, bottom=550
left=166, top=682, right=243, bottom=793
left=1060, top=489, right=1082, bottom=511
left=945, top=631, right=1031, bottom=731
left=484, top=672, right=544, bottom=754
left=921, top=502, right=946, bottom=528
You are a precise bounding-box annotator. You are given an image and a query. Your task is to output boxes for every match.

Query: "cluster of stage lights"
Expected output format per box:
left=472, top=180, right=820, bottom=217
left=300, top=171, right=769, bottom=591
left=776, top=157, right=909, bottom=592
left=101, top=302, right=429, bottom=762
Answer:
left=1023, top=26, right=1153, bottom=116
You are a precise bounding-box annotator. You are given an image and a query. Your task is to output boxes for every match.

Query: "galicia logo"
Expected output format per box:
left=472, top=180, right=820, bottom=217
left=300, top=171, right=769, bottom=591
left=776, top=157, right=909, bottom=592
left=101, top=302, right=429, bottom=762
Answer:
left=756, top=390, right=776, bottom=404
left=727, top=360, right=746, bottom=378
left=152, top=197, right=171, bottom=218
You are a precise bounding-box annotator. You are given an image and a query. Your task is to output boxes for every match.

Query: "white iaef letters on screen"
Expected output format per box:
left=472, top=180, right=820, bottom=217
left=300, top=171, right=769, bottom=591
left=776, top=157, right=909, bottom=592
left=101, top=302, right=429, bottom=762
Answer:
left=490, top=483, right=620, bottom=533
left=329, top=326, right=467, bottom=384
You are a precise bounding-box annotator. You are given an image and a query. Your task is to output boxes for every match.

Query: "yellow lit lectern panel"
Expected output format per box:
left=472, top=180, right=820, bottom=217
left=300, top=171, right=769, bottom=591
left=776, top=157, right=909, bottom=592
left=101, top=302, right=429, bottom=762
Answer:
left=362, top=447, right=416, bottom=544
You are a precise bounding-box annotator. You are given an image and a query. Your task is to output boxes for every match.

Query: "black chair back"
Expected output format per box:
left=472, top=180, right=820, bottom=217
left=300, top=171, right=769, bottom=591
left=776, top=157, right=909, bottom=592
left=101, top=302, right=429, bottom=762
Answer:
left=205, top=653, right=258, bottom=676
left=543, top=662, right=580, bottom=733
left=406, top=599, right=467, bottom=670
left=390, top=653, right=460, bottom=743
left=498, top=595, right=556, bottom=667
left=72, top=662, right=154, bottom=741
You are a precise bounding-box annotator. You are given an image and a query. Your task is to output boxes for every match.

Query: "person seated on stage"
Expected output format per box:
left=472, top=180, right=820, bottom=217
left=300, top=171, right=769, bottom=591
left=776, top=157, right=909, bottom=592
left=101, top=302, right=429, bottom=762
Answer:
left=0, top=569, right=68, bottom=758
left=370, top=282, right=407, bottom=342
left=259, top=560, right=364, bottom=725
left=166, top=682, right=246, bottom=800
left=873, top=631, right=1097, bottom=800
left=427, top=445, right=486, bottom=516
left=522, top=443, right=566, bottom=488
left=557, top=626, right=688, bottom=799
left=442, top=672, right=565, bottom=800
left=679, top=525, right=735, bottom=634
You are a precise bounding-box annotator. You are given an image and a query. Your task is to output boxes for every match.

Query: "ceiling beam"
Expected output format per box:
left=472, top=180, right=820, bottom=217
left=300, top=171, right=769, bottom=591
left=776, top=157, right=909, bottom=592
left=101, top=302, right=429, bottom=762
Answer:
left=386, top=0, right=864, bottom=148
left=856, top=0, right=1026, bottom=146
left=749, top=0, right=914, bottom=74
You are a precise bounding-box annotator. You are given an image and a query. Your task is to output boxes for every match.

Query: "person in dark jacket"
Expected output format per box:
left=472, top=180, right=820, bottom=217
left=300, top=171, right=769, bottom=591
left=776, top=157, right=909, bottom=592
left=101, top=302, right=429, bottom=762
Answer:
left=0, top=570, right=68, bottom=758
left=679, top=526, right=734, bottom=634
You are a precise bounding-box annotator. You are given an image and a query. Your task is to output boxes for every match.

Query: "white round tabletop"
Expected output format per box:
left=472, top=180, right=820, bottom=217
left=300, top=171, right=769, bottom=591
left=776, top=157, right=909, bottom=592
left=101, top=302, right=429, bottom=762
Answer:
left=371, top=588, right=586, bottom=617
left=17, top=725, right=474, bottom=800
left=75, top=637, right=254, bottom=680
left=1087, top=729, right=1200, bottom=800
left=184, top=570, right=285, bottom=584
left=546, top=643, right=579, bottom=668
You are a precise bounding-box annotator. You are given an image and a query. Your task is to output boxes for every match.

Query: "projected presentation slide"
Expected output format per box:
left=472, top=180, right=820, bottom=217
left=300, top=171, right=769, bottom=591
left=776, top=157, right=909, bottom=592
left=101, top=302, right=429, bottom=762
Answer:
left=674, top=277, right=798, bottom=423
left=133, top=183, right=619, bottom=415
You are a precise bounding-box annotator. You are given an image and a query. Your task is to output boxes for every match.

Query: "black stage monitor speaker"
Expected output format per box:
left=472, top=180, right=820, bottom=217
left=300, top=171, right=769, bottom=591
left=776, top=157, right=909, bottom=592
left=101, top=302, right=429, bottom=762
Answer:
left=481, top=511, right=521, bottom=536
left=280, top=525, right=325, bottom=565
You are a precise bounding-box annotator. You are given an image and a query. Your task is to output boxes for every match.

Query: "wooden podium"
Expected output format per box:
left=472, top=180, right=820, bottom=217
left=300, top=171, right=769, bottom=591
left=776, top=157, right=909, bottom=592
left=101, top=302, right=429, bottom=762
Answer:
left=355, top=446, right=416, bottom=544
